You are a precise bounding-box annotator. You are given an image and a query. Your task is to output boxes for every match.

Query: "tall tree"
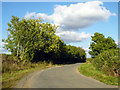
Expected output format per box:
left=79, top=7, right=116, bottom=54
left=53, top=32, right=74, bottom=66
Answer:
left=2, top=16, right=63, bottom=62
left=89, top=32, right=117, bottom=58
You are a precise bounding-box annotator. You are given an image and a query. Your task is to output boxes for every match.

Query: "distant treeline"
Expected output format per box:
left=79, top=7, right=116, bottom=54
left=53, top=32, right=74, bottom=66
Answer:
left=2, top=16, right=86, bottom=64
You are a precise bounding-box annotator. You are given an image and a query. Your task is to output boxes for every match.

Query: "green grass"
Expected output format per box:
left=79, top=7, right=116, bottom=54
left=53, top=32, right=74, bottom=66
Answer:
left=2, top=68, right=35, bottom=88
left=78, top=63, right=118, bottom=85
left=1, top=54, right=61, bottom=89
left=2, top=62, right=58, bottom=89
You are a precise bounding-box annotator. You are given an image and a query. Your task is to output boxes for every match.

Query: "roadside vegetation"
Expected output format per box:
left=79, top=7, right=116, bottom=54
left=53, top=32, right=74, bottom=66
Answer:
left=2, top=54, right=54, bottom=88
left=2, top=16, right=86, bottom=88
left=2, top=16, right=86, bottom=64
left=79, top=32, right=119, bottom=85
left=78, top=62, right=118, bottom=85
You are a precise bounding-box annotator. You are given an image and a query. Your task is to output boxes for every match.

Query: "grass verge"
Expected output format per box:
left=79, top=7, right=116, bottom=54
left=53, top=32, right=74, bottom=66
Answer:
left=78, top=63, right=118, bottom=85
left=2, top=63, right=58, bottom=89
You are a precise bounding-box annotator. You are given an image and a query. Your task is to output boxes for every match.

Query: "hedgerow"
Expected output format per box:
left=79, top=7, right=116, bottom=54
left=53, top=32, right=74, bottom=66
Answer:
left=92, top=49, right=120, bottom=77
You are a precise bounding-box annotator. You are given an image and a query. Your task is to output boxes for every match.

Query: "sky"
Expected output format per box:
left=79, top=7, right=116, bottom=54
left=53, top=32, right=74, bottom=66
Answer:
left=1, top=1, right=118, bottom=57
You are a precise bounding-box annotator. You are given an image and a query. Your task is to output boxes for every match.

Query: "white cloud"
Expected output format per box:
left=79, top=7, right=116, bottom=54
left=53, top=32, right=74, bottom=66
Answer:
left=36, top=13, right=47, bottom=19
left=25, top=12, right=53, bottom=22
left=24, top=12, right=36, bottom=19
left=24, top=1, right=115, bottom=44
left=25, top=1, right=116, bottom=30
left=115, top=41, right=118, bottom=45
left=56, top=30, right=91, bottom=43
left=49, top=1, right=116, bottom=30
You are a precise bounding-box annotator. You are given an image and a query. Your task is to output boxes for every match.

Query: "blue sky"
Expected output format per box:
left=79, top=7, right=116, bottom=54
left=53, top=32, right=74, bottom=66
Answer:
left=1, top=1, right=118, bottom=57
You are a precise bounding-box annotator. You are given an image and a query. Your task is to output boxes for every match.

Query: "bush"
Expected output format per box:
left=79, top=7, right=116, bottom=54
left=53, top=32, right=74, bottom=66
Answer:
left=92, top=49, right=120, bottom=77
left=86, top=58, right=93, bottom=63
left=78, top=63, right=118, bottom=85
left=89, top=32, right=117, bottom=58
left=63, top=45, right=86, bottom=63
left=2, top=54, right=50, bottom=73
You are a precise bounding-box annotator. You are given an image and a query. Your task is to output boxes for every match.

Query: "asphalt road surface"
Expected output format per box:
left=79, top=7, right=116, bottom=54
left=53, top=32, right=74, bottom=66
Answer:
left=15, top=63, right=118, bottom=88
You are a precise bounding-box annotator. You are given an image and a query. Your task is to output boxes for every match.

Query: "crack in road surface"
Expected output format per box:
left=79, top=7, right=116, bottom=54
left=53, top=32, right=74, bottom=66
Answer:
left=15, top=63, right=118, bottom=88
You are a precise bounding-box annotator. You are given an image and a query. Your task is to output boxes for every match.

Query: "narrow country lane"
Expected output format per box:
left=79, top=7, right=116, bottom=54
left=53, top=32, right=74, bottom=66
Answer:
left=15, top=63, right=117, bottom=88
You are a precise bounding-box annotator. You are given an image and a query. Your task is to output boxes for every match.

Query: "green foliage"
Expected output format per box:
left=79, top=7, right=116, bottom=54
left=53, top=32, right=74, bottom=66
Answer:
left=89, top=32, right=117, bottom=58
left=65, top=45, right=86, bottom=62
left=92, top=49, right=120, bottom=77
left=88, top=32, right=119, bottom=78
left=2, top=16, right=86, bottom=64
left=78, top=63, right=118, bottom=85
left=2, top=16, right=63, bottom=62
left=2, top=54, right=51, bottom=89
left=86, top=58, right=93, bottom=63
left=2, top=54, right=51, bottom=73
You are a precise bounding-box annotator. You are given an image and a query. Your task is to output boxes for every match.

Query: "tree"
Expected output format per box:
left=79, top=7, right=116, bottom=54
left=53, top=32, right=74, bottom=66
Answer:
left=2, top=16, right=63, bottom=62
left=65, top=45, right=86, bottom=62
left=2, top=16, right=86, bottom=64
left=89, top=32, right=117, bottom=58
